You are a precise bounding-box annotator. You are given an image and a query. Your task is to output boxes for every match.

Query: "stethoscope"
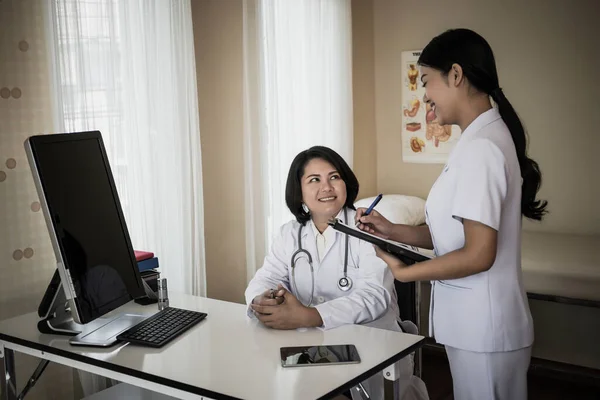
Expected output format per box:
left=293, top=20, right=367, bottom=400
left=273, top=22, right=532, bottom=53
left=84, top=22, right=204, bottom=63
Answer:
left=290, top=208, right=351, bottom=307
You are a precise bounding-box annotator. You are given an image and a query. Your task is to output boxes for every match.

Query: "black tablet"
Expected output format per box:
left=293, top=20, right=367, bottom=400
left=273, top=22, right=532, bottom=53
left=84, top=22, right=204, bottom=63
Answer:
left=328, top=218, right=433, bottom=265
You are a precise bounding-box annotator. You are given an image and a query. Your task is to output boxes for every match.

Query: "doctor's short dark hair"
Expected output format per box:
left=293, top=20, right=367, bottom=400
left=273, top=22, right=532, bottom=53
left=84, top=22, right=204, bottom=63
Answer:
left=285, top=146, right=359, bottom=225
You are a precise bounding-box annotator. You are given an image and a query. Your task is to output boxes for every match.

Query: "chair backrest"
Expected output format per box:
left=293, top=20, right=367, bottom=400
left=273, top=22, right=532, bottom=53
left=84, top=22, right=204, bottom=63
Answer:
left=395, top=280, right=418, bottom=326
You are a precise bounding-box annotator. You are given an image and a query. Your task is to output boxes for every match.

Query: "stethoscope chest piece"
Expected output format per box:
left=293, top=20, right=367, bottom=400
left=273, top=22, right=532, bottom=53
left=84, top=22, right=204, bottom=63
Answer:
left=337, top=276, right=352, bottom=291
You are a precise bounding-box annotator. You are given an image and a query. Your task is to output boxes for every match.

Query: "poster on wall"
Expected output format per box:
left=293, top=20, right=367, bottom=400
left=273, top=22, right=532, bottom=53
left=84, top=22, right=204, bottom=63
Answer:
left=401, top=50, right=461, bottom=164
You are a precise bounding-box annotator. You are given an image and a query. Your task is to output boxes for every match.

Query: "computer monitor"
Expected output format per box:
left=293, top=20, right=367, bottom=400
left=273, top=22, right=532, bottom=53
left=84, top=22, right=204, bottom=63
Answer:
left=25, top=131, right=146, bottom=329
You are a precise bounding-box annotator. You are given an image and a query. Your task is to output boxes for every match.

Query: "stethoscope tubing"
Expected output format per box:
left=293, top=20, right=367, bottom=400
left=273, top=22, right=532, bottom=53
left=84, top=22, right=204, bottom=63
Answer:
left=291, top=208, right=351, bottom=306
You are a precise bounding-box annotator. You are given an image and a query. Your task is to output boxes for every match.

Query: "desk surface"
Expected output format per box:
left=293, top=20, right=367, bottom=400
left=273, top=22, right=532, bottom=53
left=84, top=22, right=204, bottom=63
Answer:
left=0, top=293, right=424, bottom=400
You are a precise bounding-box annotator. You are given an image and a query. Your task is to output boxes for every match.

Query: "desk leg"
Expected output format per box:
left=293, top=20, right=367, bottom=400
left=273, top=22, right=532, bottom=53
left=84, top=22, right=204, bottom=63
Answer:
left=0, top=347, right=18, bottom=400
left=414, top=348, right=422, bottom=378
left=351, top=383, right=370, bottom=400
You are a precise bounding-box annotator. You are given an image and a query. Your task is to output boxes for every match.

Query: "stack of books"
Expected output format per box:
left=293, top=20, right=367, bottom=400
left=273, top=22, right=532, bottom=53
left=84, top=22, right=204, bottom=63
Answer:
left=134, top=250, right=159, bottom=293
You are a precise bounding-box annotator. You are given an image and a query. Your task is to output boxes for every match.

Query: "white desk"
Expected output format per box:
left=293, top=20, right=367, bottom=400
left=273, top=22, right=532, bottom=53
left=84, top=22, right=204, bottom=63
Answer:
left=0, top=293, right=424, bottom=400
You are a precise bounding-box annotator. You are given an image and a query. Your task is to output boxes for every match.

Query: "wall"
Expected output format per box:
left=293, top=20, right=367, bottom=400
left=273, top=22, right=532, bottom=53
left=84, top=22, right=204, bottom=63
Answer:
left=373, top=0, right=599, bottom=235
left=192, top=0, right=247, bottom=303
left=351, top=0, right=377, bottom=199
left=0, top=0, right=74, bottom=398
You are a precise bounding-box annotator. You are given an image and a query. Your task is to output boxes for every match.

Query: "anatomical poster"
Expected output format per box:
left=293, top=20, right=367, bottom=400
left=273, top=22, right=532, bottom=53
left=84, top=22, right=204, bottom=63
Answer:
left=401, top=50, right=461, bottom=164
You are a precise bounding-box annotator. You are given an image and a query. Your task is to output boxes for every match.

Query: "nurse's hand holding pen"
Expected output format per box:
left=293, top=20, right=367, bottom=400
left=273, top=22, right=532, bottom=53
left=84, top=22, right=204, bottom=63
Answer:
left=356, top=209, right=412, bottom=281
left=355, top=209, right=394, bottom=239
left=356, top=198, right=435, bottom=253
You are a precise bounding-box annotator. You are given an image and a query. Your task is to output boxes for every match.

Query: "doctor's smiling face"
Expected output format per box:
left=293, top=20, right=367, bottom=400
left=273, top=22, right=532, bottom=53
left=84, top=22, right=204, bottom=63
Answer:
left=286, top=146, right=359, bottom=229
left=301, top=158, right=347, bottom=222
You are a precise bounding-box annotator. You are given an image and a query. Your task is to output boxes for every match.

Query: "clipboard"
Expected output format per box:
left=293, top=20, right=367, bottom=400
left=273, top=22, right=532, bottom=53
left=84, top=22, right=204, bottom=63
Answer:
left=328, top=218, right=433, bottom=265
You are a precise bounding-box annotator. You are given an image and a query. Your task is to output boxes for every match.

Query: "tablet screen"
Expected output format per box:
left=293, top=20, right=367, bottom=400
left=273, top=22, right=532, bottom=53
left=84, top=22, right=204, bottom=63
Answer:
left=280, top=345, right=361, bottom=367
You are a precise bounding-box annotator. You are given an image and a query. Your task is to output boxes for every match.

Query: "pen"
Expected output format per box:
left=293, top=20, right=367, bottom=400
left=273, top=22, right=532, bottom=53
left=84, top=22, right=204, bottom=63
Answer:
left=356, top=193, right=383, bottom=226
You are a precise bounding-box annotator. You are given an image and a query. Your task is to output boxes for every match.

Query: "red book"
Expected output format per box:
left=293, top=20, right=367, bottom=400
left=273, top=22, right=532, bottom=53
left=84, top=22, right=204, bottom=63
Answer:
left=134, top=250, right=154, bottom=262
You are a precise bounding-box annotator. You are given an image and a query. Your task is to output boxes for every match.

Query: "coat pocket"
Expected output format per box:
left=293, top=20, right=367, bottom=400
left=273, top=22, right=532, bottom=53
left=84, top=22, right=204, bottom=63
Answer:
left=437, top=280, right=472, bottom=291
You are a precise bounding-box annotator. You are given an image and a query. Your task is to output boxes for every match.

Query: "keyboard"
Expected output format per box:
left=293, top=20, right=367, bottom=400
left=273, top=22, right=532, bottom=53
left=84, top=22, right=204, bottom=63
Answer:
left=117, top=307, right=207, bottom=348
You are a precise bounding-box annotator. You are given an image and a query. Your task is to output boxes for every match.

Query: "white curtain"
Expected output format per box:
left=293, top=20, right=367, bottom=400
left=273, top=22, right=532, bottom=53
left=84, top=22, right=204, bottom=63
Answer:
left=243, top=0, right=354, bottom=282
left=47, top=0, right=206, bottom=297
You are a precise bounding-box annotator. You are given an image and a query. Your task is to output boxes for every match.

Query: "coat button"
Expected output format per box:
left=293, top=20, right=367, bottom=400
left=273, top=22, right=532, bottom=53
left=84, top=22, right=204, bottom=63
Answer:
left=318, top=296, right=325, bottom=303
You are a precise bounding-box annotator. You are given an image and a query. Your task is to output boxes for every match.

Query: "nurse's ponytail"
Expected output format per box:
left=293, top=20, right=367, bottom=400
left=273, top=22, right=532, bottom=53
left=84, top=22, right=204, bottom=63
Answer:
left=490, top=88, right=547, bottom=220
left=419, top=28, right=548, bottom=221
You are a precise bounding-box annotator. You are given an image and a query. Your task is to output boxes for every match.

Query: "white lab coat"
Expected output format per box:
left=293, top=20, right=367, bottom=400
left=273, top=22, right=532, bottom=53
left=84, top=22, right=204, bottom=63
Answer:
left=425, top=107, right=533, bottom=399
left=245, top=208, right=429, bottom=400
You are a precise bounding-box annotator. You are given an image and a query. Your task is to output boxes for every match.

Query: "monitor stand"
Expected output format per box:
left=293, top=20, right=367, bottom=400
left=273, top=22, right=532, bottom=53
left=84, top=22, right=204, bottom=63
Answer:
left=37, top=269, right=83, bottom=336
left=68, top=313, right=147, bottom=347
left=37, top=268, right=153, bottom=347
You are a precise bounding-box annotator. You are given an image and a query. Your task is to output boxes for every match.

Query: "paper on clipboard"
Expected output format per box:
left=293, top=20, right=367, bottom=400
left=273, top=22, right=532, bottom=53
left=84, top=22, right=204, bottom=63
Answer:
left=328, top=218, right=434, bottom=265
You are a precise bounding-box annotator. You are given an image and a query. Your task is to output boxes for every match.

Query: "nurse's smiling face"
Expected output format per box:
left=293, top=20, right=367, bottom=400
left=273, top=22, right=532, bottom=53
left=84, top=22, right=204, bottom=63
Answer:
left=301, top=158, right=347, bottom=223
left=420, top=65, right=460, bottom=126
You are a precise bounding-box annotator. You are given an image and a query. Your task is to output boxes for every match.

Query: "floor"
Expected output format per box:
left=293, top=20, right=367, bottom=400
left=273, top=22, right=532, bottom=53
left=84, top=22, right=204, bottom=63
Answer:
left=420, top=347, right=600, bottom=400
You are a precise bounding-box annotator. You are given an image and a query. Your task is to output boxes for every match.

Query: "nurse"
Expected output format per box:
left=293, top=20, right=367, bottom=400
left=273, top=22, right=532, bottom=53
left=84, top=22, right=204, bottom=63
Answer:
left=245, top=146, right=429, bottom=400
left=356, top=28, right=548, bottom=400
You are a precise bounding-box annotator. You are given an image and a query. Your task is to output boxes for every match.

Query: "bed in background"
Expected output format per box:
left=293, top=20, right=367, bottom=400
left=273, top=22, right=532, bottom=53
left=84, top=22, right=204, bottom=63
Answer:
left=520, top=231, right=600, bottom=382
left=521, top=231, right=600, bottom=307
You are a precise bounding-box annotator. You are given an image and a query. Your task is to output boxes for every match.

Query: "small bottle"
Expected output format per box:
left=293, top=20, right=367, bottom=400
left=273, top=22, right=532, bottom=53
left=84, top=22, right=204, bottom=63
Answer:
left=157, top=278, right=169, bottom=310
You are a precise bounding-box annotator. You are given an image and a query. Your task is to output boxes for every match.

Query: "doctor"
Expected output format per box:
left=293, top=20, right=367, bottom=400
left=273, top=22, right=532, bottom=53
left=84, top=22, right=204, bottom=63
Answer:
left=357, top=29, right=548, bottom=400
left=245, top=146, right=429, bottom=400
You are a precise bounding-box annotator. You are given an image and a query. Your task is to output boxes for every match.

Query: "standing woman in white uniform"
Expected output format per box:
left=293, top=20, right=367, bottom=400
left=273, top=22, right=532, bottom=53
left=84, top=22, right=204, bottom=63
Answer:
left=245, top=146, right=429, bottom=400
left=356, top=29, right=548, bottom=400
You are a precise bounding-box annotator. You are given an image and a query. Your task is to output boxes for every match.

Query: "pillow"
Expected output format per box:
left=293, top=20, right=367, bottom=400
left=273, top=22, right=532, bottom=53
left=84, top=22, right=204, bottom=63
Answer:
left=354, top=194, right=426, bottom=226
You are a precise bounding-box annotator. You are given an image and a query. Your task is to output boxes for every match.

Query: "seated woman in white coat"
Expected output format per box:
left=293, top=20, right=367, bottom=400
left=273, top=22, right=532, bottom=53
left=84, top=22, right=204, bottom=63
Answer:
left=245, top=146, right=429, bottom=400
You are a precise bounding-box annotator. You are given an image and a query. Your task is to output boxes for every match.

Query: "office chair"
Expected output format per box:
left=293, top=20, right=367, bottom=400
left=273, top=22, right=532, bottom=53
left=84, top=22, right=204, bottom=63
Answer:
left=395, top=280, right=422, bottom=378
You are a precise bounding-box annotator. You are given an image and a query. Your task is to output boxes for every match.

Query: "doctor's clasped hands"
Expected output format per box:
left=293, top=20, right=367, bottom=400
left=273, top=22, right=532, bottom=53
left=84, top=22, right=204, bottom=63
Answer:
left=250, top=284, right=323, bottom=330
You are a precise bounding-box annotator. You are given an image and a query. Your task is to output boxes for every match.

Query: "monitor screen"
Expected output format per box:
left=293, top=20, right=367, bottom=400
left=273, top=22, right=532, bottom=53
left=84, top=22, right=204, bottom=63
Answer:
left=27, top=131, right=145, bottom=324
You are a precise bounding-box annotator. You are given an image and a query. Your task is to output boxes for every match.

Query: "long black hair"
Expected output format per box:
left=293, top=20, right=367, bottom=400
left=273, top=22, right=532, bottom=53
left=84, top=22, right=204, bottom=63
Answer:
left=285, top=146, right=359, bottom=225
left=418, top=28, right=548, bottom=221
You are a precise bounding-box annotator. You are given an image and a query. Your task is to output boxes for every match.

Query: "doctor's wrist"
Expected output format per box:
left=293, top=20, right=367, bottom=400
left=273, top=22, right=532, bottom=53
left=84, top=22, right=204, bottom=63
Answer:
left=303, top=307, right=324, bottom=328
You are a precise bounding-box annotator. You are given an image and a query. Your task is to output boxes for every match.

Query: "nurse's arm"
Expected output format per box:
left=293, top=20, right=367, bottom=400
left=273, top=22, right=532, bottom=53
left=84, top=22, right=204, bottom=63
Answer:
left=391, top=218, right=497, bottom=282
left=357, top=209, right=434, bottom=250
left=388, top=224, right=434, bottom=250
